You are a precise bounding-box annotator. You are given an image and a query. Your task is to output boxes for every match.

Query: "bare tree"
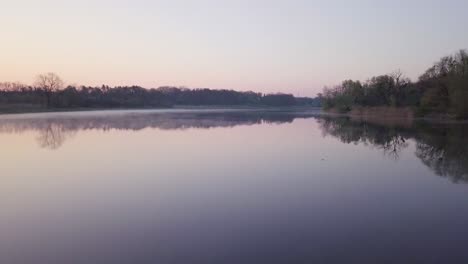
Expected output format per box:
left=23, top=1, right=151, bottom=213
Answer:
left=35, top=73, right=64, bottom=107
left=0, top=82, right=27, bottom=91
left=390, top=69, right=410, bottom=106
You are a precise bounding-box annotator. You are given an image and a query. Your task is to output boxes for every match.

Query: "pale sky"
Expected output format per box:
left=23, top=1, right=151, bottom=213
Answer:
left=1, top=0, right=467, bottom=96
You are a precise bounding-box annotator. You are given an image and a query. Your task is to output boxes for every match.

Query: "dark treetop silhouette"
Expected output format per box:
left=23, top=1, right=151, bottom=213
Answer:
left=320, top=49, right=468, bottom=119
left=0, top=73, right=320, bottom=113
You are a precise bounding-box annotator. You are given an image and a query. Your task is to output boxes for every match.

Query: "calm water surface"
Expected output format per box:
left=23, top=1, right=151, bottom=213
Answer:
left=1, top=109, right=467, bottom=263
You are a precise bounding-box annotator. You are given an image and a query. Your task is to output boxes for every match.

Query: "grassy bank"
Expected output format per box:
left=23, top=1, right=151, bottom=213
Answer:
left=323, top=106, right=467, bottom=124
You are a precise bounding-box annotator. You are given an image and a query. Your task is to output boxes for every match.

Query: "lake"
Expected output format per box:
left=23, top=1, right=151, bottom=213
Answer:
left=1, top=109, right=467, bottom=263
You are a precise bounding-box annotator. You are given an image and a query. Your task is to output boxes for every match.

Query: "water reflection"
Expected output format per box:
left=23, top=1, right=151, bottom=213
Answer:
left=318, top=116, right=468, bottom=183
left=2, top=110, right=468, bottom=263
left=0, top=110, right=317, bottom=149
left=317, top=117, right=410, bottom=160
left=415, top=123, right=468, bottom=182
left=36, top=123, right=77, bottom=150
left=1, top=110, right=467, bottom=182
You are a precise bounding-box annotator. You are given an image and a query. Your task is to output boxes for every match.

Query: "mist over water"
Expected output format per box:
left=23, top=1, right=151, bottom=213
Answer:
left=1, top=109, right=468, bottom=264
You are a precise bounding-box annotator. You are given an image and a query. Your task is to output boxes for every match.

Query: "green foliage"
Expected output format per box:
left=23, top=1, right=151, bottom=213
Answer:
left=321, top=49, right=468, bottom=119
left=419, top=50, right=468, bottom=118
left=449, top=78, right=468, bottom=119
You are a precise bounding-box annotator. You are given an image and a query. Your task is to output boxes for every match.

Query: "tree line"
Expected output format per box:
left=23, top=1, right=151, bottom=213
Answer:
left=0, top=74, right=320, bottom=111
left=320, top=50, right=468, bottom=119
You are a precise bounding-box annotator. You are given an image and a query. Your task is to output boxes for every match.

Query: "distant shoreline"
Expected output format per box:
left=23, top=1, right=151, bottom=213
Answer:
left=0, top=105, right=322, bottom=116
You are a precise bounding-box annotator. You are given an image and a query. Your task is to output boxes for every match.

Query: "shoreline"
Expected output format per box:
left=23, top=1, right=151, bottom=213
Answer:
left=0, top=105, right=322, bottom=116
left=322, top=107, right=468, bottom=124
left=1, top=105, right=466, bottom=124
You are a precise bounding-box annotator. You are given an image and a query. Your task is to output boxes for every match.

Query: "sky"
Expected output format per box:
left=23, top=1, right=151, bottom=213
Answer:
left=1, top=0, right=467, bottom=96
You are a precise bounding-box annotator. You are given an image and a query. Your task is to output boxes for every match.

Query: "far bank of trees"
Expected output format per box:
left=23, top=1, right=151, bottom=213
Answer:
left=0, top=74, right=320, bottom=111
left=320, top=50, right=468, bottom=119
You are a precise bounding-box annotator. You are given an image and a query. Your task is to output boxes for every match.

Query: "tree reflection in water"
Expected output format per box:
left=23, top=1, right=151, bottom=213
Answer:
left=318, top=116, right=468, bottom=183
left=36, top=123, right=76, bottom=150
left=0, top=110, right=466, bottom=182
left=0, top=110, right=315, bottom=149
left=317, top=117, right=410, bottom=160
left=414, top=123, right=468, bottom=183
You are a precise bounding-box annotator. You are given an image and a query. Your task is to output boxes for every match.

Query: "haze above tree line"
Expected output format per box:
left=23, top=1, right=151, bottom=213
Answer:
left=320, top=49, right=468, bottom=119
left=0, top=74, right=320, bottom=113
